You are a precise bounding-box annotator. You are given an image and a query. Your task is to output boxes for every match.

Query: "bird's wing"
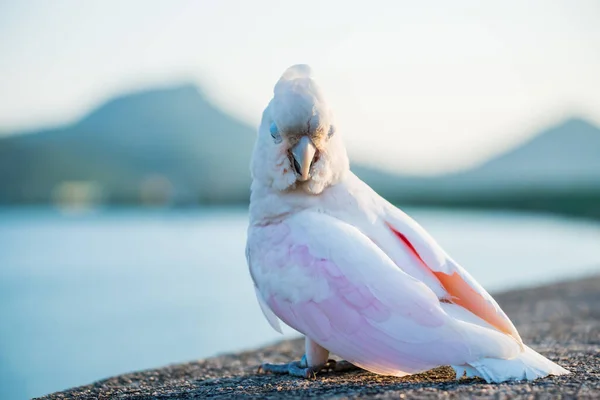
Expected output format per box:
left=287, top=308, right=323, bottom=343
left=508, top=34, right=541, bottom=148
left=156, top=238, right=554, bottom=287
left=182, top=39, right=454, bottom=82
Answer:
left=247, top=211, right=520, bottom=375
left=379, top=200, right=523, bottom=346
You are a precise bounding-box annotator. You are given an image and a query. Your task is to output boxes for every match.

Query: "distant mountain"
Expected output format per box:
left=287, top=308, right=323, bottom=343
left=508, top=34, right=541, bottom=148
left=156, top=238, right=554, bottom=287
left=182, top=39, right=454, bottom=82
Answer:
left=0, top=84, right=599, bottom=218
left=451, top=118, right=600, bottom=191
left=0, top=85, right=257, bottom=205
left=392, top=118, right=600, bottom=218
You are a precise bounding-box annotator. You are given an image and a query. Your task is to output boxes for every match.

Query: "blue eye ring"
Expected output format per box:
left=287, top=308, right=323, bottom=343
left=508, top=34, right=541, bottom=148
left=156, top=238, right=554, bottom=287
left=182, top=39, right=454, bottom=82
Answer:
left=270, top=122, right=282, bottom=143
left=328, top=125, right=335, bottom=138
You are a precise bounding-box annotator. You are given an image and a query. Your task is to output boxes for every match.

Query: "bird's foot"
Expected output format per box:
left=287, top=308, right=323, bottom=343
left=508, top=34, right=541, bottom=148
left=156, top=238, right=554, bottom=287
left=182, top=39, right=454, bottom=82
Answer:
left=258, top=355, right=359, bottom=379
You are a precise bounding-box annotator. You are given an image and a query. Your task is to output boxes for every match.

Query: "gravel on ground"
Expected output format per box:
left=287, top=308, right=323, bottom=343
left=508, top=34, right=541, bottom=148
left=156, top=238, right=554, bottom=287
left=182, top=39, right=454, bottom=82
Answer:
left=39, top=275, right=600, bottom=399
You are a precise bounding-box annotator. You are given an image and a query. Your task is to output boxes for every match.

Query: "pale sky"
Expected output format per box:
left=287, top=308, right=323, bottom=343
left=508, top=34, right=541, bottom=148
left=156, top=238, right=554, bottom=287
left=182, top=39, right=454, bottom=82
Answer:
left=1, top=0, right=599, bottom=174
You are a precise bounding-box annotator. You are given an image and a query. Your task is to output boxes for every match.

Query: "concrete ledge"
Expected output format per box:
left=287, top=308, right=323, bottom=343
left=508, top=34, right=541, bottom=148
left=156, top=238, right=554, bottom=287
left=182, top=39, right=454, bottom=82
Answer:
left=39, top=275, right=600, bottom=399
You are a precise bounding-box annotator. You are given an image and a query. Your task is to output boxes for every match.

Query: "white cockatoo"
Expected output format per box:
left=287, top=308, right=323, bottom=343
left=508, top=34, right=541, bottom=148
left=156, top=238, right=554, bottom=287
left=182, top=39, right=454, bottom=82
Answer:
left=246, top=64, right=569, bottom=382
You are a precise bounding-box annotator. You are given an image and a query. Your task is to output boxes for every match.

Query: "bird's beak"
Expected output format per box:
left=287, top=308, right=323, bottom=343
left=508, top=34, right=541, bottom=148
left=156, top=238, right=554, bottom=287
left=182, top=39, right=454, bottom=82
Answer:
left=291, top=136, right=317, bottom=182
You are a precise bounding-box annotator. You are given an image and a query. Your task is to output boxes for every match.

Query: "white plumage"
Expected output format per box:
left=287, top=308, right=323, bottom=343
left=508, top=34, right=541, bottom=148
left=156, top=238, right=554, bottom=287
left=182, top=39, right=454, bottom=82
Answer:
left=246, top=64, right=569, bottom=382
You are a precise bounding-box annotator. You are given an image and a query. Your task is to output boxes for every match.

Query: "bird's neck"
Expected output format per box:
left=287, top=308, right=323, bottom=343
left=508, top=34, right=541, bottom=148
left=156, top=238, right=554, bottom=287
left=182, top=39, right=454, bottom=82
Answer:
left=249, top=176, right=350, bottom=226
left=248, top=181, right=312, bottom=226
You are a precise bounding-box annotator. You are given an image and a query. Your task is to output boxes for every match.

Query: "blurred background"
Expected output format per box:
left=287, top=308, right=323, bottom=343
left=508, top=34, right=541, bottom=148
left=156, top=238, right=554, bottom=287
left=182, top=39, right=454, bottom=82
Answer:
left=1, top=1, right=600, bottom=398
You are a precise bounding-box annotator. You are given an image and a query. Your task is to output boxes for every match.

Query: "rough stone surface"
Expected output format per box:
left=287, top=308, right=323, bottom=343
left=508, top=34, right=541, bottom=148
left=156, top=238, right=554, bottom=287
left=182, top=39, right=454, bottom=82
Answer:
left=39, top=275, right=600, bottom=399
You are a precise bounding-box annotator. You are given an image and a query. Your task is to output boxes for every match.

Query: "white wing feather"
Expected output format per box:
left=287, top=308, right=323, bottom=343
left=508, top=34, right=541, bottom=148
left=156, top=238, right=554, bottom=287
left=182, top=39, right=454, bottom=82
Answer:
left=248, top=211, right=521, bottom=376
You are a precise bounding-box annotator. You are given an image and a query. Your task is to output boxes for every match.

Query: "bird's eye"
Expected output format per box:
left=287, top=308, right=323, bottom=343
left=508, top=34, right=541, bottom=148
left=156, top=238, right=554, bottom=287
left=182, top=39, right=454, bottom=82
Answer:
left=270, top=122, right=282, bottom=143
left=328, top=125, right=336, bottom=138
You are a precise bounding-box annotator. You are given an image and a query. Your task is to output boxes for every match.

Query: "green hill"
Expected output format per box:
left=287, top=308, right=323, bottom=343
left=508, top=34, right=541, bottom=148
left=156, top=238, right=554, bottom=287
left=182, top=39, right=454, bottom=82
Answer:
left=0, top=85, right=256, bottom=205
left=393, top=118, right=600, bottom=218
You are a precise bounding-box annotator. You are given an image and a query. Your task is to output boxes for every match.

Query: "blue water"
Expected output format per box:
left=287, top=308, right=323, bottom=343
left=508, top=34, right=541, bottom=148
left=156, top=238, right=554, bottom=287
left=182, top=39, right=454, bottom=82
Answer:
left=1, top=207, right=599, bottom=399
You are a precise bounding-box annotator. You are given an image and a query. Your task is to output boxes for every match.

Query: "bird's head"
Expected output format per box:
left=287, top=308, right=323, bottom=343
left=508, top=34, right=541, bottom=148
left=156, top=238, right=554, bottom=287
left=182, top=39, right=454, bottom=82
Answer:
left=251, top=64, right=349, bottom=195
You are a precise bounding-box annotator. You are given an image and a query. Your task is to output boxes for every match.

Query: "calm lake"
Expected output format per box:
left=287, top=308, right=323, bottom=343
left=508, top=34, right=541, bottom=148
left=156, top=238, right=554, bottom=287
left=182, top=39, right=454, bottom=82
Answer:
left=1, top=207, right=599, bottom=399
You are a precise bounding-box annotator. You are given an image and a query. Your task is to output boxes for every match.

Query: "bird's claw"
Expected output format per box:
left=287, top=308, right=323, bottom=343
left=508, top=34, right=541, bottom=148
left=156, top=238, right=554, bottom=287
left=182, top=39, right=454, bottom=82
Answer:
left=327, top=359, right=360, bottom=372
left=258, top=355, right=359, bottom=379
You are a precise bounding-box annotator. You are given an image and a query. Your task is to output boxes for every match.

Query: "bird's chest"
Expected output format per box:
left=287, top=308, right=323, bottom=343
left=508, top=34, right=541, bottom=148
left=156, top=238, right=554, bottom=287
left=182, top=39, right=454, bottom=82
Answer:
left=246, top=221, right=332, bottom=304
